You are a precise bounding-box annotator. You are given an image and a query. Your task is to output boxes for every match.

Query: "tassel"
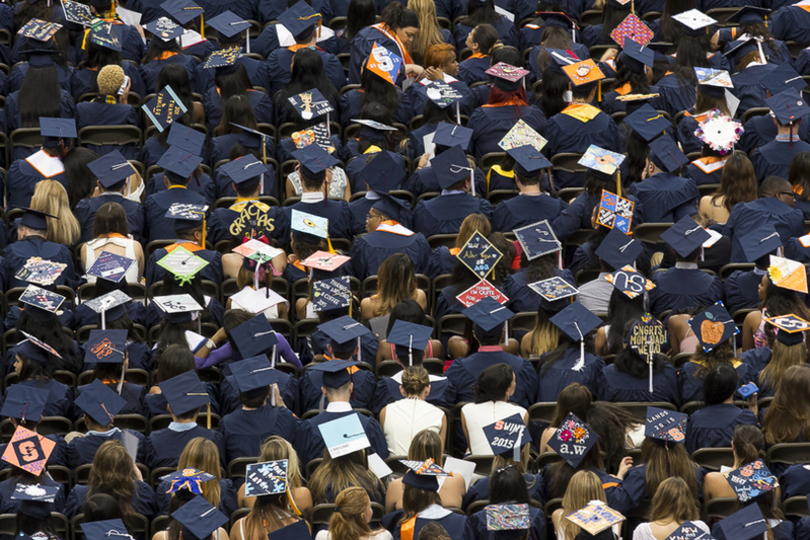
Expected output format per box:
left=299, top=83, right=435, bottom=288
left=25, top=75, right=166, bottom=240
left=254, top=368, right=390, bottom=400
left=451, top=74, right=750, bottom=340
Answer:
left=201, top=216, right=206, bottom=249
left=207, top=403, right=211, bottom=429
left=288, top=491, right=301, bottom=515
left=271, top=344, right=277, bottom=368
left=456, top=102, right=461, bottom=125
left=616, top=169, right=621, bottom=198
left=117, top=364, right=125, bottom=395
left=557, top=251, right=562, bottom=270
left=470, top=168, right=475, bottom=197
left=572, top=322, right=585, bottom=371
left=513, top=430, right=522, bottom=462
left=200, top=14, right=204, bottom=39
left=357, top=336, right=361, bottom=364
left=598, top=80, right=601, bottom=102
left=101, top=310, right=106, bottom=330
left=408, top=334, right=413, bottom=366
left=246, top=30, right=250, bottom=54
left=649, top=360, right=653, bottom=393
left=504, top=320, right=508, bottom=346
left=327, top=112, right=331, bottom=137
left=82, top=28, right=90, bottom=50
left=111, top=0, right=115, bottom=17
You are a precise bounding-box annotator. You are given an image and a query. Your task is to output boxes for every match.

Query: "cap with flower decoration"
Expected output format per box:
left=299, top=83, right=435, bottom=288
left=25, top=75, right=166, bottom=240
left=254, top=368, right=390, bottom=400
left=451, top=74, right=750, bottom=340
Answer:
left=547, top=413, right=598, bottom=467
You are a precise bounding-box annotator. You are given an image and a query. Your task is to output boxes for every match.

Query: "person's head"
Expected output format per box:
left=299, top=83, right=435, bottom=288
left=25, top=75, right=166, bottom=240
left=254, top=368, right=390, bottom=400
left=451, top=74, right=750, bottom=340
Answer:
left=92, top=201, right=129, bottom=239
left=455, top=213, right=491, bottom=249
left=466, top=23, right=501, bottom=55
left=424, top=43, right=458, bottom=77
left=88, top=440, right=136, bottom=527
left=639, top=435, right=699, bottom=498
left=30, top=179, right=80, bottom=245
left=400, top=366, right=430, bottom=398
left=648, top=477, right=700, bottom=523
left=763, top=364, right=810, bottom=445
left=732, top=424, right=765, bottom=464
left=694, top=86, right=731, bottom=116
left=154, top=345, right=196, bottom=388
left=374, top=253, right=418, bottom=317
left=379, top=1, right=420, bottom=47
left=418, top=523, right=452, bottom=540
left=84, top=493, right=125, bottom=523
left=329, top=486, right=375, bottom=540
left=789, top=152, right=810, bottom=201
left=308, top=450, right=382, bottom=504
left=407, top=429, right=443, bottom=463
left=473, top=363, right=515, bottom=403
left=156, top=63, right=193, bottom=108
left=550, top=383, right=593, bottom=427
left=215, top=63, right=252, bottom=102
left=714, top=152, right=758, bottom=213
left=239, top=382, right=271, bottom=409
left=386, top=299, right=430, bottom=364
left=702, top=363, right=738, bottom=405
left=177, top=438, right=222, bottom=507
left=674, top=31, right=711, bottom=70
left=407, top=0, right=444, bottom=63
left=345, top=0, right=376, bottom=41
left=218, top=94, right=258, bottom=136
left=760, top=175, right=796, bottom=208
left=760, top=331, right=808, bottom=394
left=460, top=0, right=501, bottom=29
left=489, top=465, right=530, bottom=504
left=259, top=436, right=304, bottom=489
left=97, top=64, right=126, bottom=97
left=559, top=470, right=605, bottom=538
left=18, top=65, right=62, bottom=128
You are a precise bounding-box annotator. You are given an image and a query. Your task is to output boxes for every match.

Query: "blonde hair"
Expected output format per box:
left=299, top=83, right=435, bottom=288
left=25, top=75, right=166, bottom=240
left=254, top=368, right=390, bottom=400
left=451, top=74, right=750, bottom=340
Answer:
left=455, top=213, right=491, bottom=249
left=407, top=0, right=444, bottom=63
left=308, top=451, right=383, bottom=504
left=87, top=440, right=137, bottom=529
left=327, top=487, right=380, bottom=540
left=401, top=366, right=430, bottom=396
left=177, top=438, right=222, bottom=508
left=528, top=316, right=561, bottom=357
left=373, top=253, right=418, bottom=317
left=260, top=436, right=304, bottom=490
left=560, top=471, right=606, bottom=540
left=30, top=179, right=81, bottom=245
left=648, top=477, right=700, bottom=522
left=97, top=64, right=125, bottom=96
left=760, top=339, right=808, bottom=394
left=407, top=429, right=443, bottom=463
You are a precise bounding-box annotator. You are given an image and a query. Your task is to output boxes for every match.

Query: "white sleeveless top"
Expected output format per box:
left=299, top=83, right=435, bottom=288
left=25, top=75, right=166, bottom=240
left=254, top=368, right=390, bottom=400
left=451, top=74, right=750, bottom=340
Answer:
left=462, top=401, right=528, bottom=455
left=84, top=236, right=140, bottom=284
left=383, top=398, right=444, bottom=456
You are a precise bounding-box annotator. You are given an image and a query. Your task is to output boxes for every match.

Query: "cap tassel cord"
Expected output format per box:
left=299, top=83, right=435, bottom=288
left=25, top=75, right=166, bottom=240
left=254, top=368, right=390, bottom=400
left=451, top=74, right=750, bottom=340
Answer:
left=408, top=334, right=413, bottom=366
left=572, top=322, right=585, bottom=371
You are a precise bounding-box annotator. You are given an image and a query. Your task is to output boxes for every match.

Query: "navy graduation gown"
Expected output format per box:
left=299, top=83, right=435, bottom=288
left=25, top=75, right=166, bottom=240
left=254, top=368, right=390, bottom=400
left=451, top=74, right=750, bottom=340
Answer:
left=139, top=54, right=198, bottom=95
left=685, top=403, right=759, bottom=454
left=348, top=26, right=409, bottom=85
left=207, top=201, right=290, bottom=245
left=779, top=463, right=810, bottom=500
left=407, top=123, right=438, bottom=160
left=285, top=198, right=360, bottom=239
left=797, top=48, right=810, bottom=75
left=218, top=371, right=298, bottom=417
left=266, top=47, right=346, bottom=99
left=144, top=381, right=220, bottom=416
left=445, top=350, right=538, bottom=408
left=678, top=361, right=752, bottom=404
left=121, top=0, right=165, bottom=27
left=217, top=405, right=300, bottom=463
left=70, top=63, right=146, bottom=102
left=0, top=477, right=65, bottom=514
left=723, top=268, right=766, bottom=314
left=371, top=374, right=456, bottom=415
left=298, top=366, right=377, bottom=413
left=453, top=17, right=518, bottom=50
left=143, top=187, right=208, bottom=243
left=656, top=73, right=697, bottom=119
left=536, top=349, right=605, bottom=402
left=200, top=0, right=254, bottom=19
left=599, top=362, right=681, bottom=406
left=468, top=505, right=545, bottom=540
left=742, top=346, right=771, bottom=383
left=67, top=429, right=147, bottom=468
left=73, top=302, right=147, bottom=330
left=253, top=16, right=343, bottom=56
left=203, top=89, right=275, bottom=133
left=339, top=88, right=412, bottom=127
left=714, top=515, right=793, bottom=540
left=144, top=425, right=226, bottom=470
left=457, top=55, right=491, bottom=86
left=349, top=194, right=413, bottom=233
left=468, top=104, right=546, bottom=161
left=751, top=139, right=810, bottom=182
left=69, top=22, right=144, bottom=64
left=785, top=236, right=810, bottom=263
left=492, top=194, right=567, bottom=233
left=724, top=41, right=792, bottom=76
left=676, top=112, right=709, bottom=155
left=684, top=157, right=728, bottom=187
left=739, top=113, right=810, bottom=155
left=0, top=237, right=77, bottom=290
left=723, top=197, right=805, bottom=263
left=74, top=193, right=145, bottom=243
left=424, top=246, right=458, bottom=280
left=65, top=481, right=156, bottom=521
left=278, top=134, right=347, bottom=164
left=144, top=245, right=223, bottom=286
left=412, top=193, right=494, bottom=237
left=75, top=101, right=141, bottom=159
left=140, top=137, right=169, bottom=170
left=145, top=169, right=216, bottom=206
left=154, top=478, right=237, bottom=517
left=649, top=267, right=725, bottom=317
left=5, top=156, right=69, bottom=209
left=384, top=508, right=473, bottom=540
left=502, top=267, right=577, bottom=314
left=348, top=229, right=431, bottom=280
left=296, top=409, right=388, bottom=465
left=4, top=304, right=74, bottom=332
left=625, top=173, right=699, bottom=223
left=461, top=473, right=545, bottom=510
left=73, top=381, right=146, bottom=419
left=729, top=64, right=776, bottom=113
left=771, top=4, right=810, bottom=43
left=10, top=62, right=72, bottom=95
left=404, top=167, right=485, bottom=197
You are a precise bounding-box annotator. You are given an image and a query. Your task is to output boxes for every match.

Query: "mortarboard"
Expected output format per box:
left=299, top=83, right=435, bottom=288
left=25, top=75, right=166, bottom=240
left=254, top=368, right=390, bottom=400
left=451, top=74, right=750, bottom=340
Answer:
left=291, top=209, right=329, bottom=241
left=665, top=522, right=716, bottom=540
left=84, top=290, right=131, bottom=320
left=170, top=495, right=228, bottom=540
left=661, top=217, right=710, bottom=258
left=291, top=122, right=335, bottom=154
left=74, top=378, right=127, bottom=426
left=358, top=150, right=405, bottom=192
left=167, top=122, right=205, bottom=155
left=761, top=63, right=807, bottom=96
left=312, top=276, right=352, bottom=313
left=88, top=150, right=136, bottom=189
left=695, top=67, right=733, bottom=99
left=486, top=62, right=530, bottom=92
left=605, top=265, right=655, bottom=299
left=88, top=20, right=122, bottom=52
left=462, top=296, right=514, bottom=333
left=514, top=220, right=561, bottom=260
left=486, top=503, right=531, bottom=532
left=775, top=327, right=805, bottom=346
left=769, top=255, right=809, bottom=293
left=316, top=412, right=371, bottom=458
left=230, top=355, right=277, bottom=394
left=716, top=504, right=767, bottom=540
left=723, top=460, right=778, bottom=502
left=308, top=359, right=360, bottom=388
left=157, top=245, right=209, bottom=286
left=83, top=329, right=127, bottom=365
left=726, top=5, right=771, bottom=25
left=648, top=135, right=689, bottom=173
left=596, top=190, right=634, bottom=234
left=62, top=0, right=94, bottom=27
left=595, top=228, right=642, bottom=270
left=366, top=43, right=402, bottom=85
left=456, top=231, right=503, bottom=280
left=18, top=333, right=61, bottom=365
left=623, top=315, right=668, bottom=391
left=645, top=406, right=687, bottom=444
left=740, top=225, right=782, bottom=263
left=229, top=314, right=278, bottom=360
left=687, top=302, right=738, bottom=352
left=18, top=19, right=62, bottom=42
left=694, top=110, right=742, bottom=155
left=765, top=314, right=810, bottom=335
left=267, top=521, right=310, bottom=540
left=387, top=320, right=433, bottom=366
left=245, top=460, right=288, bottom=497
left=547, top=48, right=580, bottom=75
left=766, top=89, right=810, bottom=126
left=153, top=295, right=204, bottom=327
left=159, top=370, right=211, bottom=416
left=143, top=17, right=184, bottom=43
left=219, top=155, right=269, bottom=188
left=201, top=48, right=239, bottom=72
left=301, top=251, right=350, bottom=273
left=506, top=145, right=552, bottom=177
left=80, top=520, right=134, bottom=540
left=624, top=104, right=672, bottom=142
left=39, top=117, right=76, bottom=140
left=620, top=37, right=654, bottom=76
left=19, top=284, right=65, bottom=321
left=610, top=15, right=654, bottom=49
left=206, top=10, right=250, bottom=42
left=0, top=384, right=49, bottom=423
left=579, top=145, right=625, bottom=183
left=318, top=315, right=370, bottom=348
left=425, top=80, right=464, bottom=111
left=455, top=280, right=509, bottom=308
left=371, top=193, right=406, bottom=223
left=1, top=425, right=56, bottom=475
left=287, top=88, right=335, bottom=121
left=161, top=468, right=216, bottom=495
left=230, top=287, right=288, bottom=316
left=142, top=86, right=188, bottom=132
left=547, top=412, right=598, bottom=467
left=163, top=203, right=207, bottom=233
left=562, top=59, right=605, bottom=88
left=566, top=501, right=625, bottom=535
left=482, top=414, right=532, bottom=458
left=292, top=143, right=339, bottom=180
left=400, top=459, right=449, bottom=492
left=432, top=144, right=474, bottom=191
left=528, top=276, right=578, bottom=301
left=15, top=257, right=66, bottom=287
left=498, top=119, right=547, bottom=153
left=672, top=9, right=716, bottom=36
left=161, top=0, right=204, bottom=26
left=277, top=0, right=322, bottom=40
left=550, top=301, right=602, bottom=343
left=11, top=484, right=58, bottom=519
left=351, top=118, right=398, bottom=131
left=433, top=122, right=473, bottom=150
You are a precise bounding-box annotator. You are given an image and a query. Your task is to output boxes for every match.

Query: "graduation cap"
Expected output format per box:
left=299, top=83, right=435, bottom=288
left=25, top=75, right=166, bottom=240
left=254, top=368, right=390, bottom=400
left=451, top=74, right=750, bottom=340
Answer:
left=229, top=314, right=279, bottom=360
left=765, top=313, right=810, bottom=336
left=431, top=145, right=473, bottom=191
left=694, top=110, right=742, bottom=155
left=18, top=333, right=61, bottom=365
left=610, top=14, right=654, bottom=49
left=157, top=245, right=209, bottom=286
left=768, top=255, right=808, bottom=293
left=245, top=460, right=288, bottom=497
left=159, top=370, right=211, bottom=416
left=775, top=327, right=804, bottom=346
left=547, top=412, right=598, bottom=467
left=153, top=294, right=204, bottom=320
left=565, top=501, right=625, bottom=535
left=292, top=143, right=339, bottom=181
left=716, top=504, right=767, bottom=540
left=482, top=413, right=532, bottom=459
left=538, top=12, right=575, bottom=30
left=88, top=150, right=136, bottom=189
left=84, top=290, right=132, bottom=324
left=433, top=123, right=473, bottom=150
left=562, top=59, right=605, bottom=88
left=277, top=0, right=322, bottom=40
left=462, top=296, right=514, bottom=333
left=694, top=67, right=733, bottom=99
left=766, top=89, right=810, bottom=126
left=291, top=122, right=335, bottom=154
left=308, top=359, right=360, bottom=389
left=547, top=48, right=580, bottom=75
left=171, top=495, right=228, bottom=540
left=0, top=384, right=49, bottom=423
left=596, top=190, right=634, bottom=234
left=688, top=302, right=738, bottom=353
left=143, top=17, right=184, bottom=43
left=620, top=37, right=654, bottom=76
left=498, top=119, right=547, bottom=153
left=425, top=80, right=464, bottom=110
left=11, top=484, right=59, bottom=519
left=595, top=228, right=642, bottom=270
left=358, top=150, right=405, bottom=192
left=605, top=265, right=655, bottom=299
left=80, top=520, right=134, bottom=540
left=88, top=20, right=122, bottom=52
left=485, top=62, right=530, bottom=91
left=648, top=135, right=689, bottom=173
left=167, top=122, right=205, bottom=155
left=311, top=276, right=352, bottom=313
left=74, top=378, right=127, bottom=426
left=267, top=521, right=310, bottom=540
left=457, top=231, right=503, bottom=280
left=301, top=251, right=350, bottom=273
left=83, top=329, right=127, bottom=365
left=230, top=355, right=276, bottom=394
left=506, top=145, right=552, bottom=177
left=550, top=301, right=602, bottom=346
left=206, top=10, right=250, bottom=43
left=740, top=225, right=781, bottom=263
left=19, top=284, right=65, bottom=321
left=528, top=276, right=578, bottom=301
left=513, top=220, right=561, bottom=260
left=624, top=314, right=668, bottom=374
left=39, top=117, right=76, bottom=140
left=485, top=503, right=531, bottom=532
left=723, top=460, right=778, bottom=502
left=371, top=193, right=406, bottom=223
left=161, top=0, right=204, bottom=26
left=62, top=0, right=94, bottom=26
left=624, top=104, right=672, bottom=142
left=726, top=5, right=771, bottom=25
left=387, top=320, right=433, bottom=366
left=645, top=406, right=687, bottom=444
left=291, top=209, right=329, bottom=244
left=665, top=521, right=715, bottom=540
left=1, top=425, right=56, bottom=475
left=366, top=43, right=402, bottom=85
left=201, top=48, right=239, bottom=71
left=761, top=63, right=807, bottom=96
left=142, top=86, right=188, bottom=132
left=230, top=287, right=287, bottom=317
left=400, top=458, right=449, bottom=492
left=672, top=9, right=716, bottom=36
left=351, top=119, right=398, bottom=132
left=287, top=88, right=334, bottom=121
left=161, top=468, right=216, bottom=495
left=15, top=257, right=66, bottom=287
left=219, top=155, right=268, bottom=190
left=318, top=315, right=370, bottom=355
left=18, top=19, right=62, bottom=42
left=579, top=145, right=625, bottom=183
left=317, top=412, right=371, bottom=458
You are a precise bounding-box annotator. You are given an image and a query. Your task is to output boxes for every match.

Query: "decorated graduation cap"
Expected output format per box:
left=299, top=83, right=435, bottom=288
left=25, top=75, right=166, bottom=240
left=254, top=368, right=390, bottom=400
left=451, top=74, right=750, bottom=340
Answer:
left=619, top=38, right=654, bottom=75
left=660, top=216, right=711, bottom=259
left=432, top=144, right=474, bottom=191
left=358, top=150, right=405, bottom=192
left=15, top=256, right=66, bottom=287
left=740, top=225, right=782, bottom=263
left=483, top=413, right=532, bottom=460
left=514, top=220, right=562, bottom=261
left=624, top=314, right=668, bottom=391
left=688, top=302, right=738, bottom=353
left=62, top=0, right=94, bottom=26
left=425, top=79, right=464, bottom=120
left=672, top=9, right=716, bottom=36
left=288, top=88, right=335, bottom=123
left=153, top=294, right=204, bottom=326
left=201, top=48, right=239, bottom=72
left=83, top=329, right=127, bottom=365
left=144, top=17, right=185, bottom=45
left=74, top=378, right=127, bottom=426
left=695, top=67, right=733, bottom=99
left=723, top=459, right=778, bottom=502
left=84, top=290, right=132, bottom=328
left=566, top=501, right=625, bottom=535
left=580, top=145, right=625, bottom=195
left=766, top=88, right=810, bottom=127
left=645, top=406, right=687, bottom=444
left=486, top=62, right=530, bottom=92
left=291, top=208, right=328, bottom=245
left=550, top=301, right=601, bottom=367
left=596, top=190, right=634, bottom=235
left=624, top=104, right=672, bottom=142
left=160, top=370, right=211, bottom=416
left=595, top=228, right=642, bottom=270
left=164, top=202, right=207, bottom=232
left=486, top=503, right=531, bottom=536
left=433, top=122, right=473, bottom=151
left=171, top=495, right=228, bottom=540
left=768, top=254, right=808, bottom=293
left=317, top=412, right=370, bottom=458
left=20, top=284, right=65, bottom=322
left=292, top=143, right=339, bottom=181
left=726, top=5, right=771, bottom=25
left=301, top=251, right=350, bottom=274
left=142, top=86, right=188, bottom=132
left=158, top=245, right=210, bottom=287
left=765, top=314, right=810, bottom=348
left=207, top=10, right=251, bottom=46
left=18, top=333, right=61, bottom=365
left=610, top=14, right=654, bottom=50
left=0, top=384, right=49, bottom=423
left=311, top=276, right=352, bottom=314
left=761, top=63, right=807, bottom=96
left=88, top=20, right=122, bottom=52
left=18, top=19, right=62, bottom=42
left=88, top=150, right=136, bottom=189
left=11, top=484, right=59, bottom=519
left=80, top=520, right=134, bottom=540
left=278, top=0, right=322, bottom=41
left=694, top=110, right=742, bottom=155
left=318, top=315, right=370, bottom=358
left=366, top=43, right=402, bottom=85
left=605, top=265, right=655, bottom=299
left=400, top=458, right=450, bottom=492
left=547, top=48, right=580, bottom=75
left=229, top=313, right=279, bottom=361
left=664, top=521, right=715, bottom=540
left=528, top=276, right=578, bottom=302
left=162, top=0, right=204, bottom=27
left=506, top=145, right=551, bottom=177
left=86, top=252, right=135, bottom=286
left=648, top=134, right=689, bottom=173
left=561, top=59, right=605, bottom=91
left=245, top=460, right=288, bottom=497
left=1, top=425, right=56, bottom=475
left=162, top=468, right=216, bottom=496
left=547, top=412, right=598, bottom=467
left=267, top=521, right=310, bottom=540
left=498, top=120, right=547, bottom=153
left=457, top=231, right=503, bottom=280
left=387, top=320, right=433, bottom=366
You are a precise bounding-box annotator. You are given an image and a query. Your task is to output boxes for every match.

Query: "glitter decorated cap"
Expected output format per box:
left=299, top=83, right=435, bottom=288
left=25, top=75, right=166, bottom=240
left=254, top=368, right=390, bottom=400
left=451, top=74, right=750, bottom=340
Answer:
left=486, top=503, right=531, bottom=531
left=694, top=110, right=742, bottom=155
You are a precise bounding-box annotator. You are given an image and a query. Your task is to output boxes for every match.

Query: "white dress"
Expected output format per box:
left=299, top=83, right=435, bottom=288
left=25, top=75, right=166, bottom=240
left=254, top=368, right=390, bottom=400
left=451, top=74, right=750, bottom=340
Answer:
left=315, top=530, right=393, bottom=540
left=632, top=520, right=710, bottom=540
left=383, top=397, right=445, bottom=455
left=84, top=236, right=140, bottom=285
left=462, top=401, right=528, bottom=455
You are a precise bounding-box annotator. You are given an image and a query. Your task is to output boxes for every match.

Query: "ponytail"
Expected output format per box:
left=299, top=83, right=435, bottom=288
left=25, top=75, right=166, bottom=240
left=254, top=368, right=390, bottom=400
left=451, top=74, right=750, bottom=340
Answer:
left=732, top=424, right=765, bottom=465
left=380, top=2, right=420, bottom=30
left=328, top=487, right=375, bottom=540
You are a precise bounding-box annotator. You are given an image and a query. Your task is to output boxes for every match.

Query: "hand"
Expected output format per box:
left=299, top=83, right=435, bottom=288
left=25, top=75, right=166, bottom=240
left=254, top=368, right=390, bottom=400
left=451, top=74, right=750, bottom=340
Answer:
left=616, top=456, right=633, bottom=480
left=710, top=30, right=720, bottom=51
left=272, top=384, right=286, bottom=409
left=405, top=64, right=425, bottom=80
left=599, top=47, right=619, bottom=62
left=212, top=327, right=227, bottom=344
left=148, top=385, right=161, bottom=395
left=119, top=77, right=131, bottom=105
left=746, top=393, right=758, bottom=417
left=90, top=185, right=102, bottom=198
left=287, top=253, right=299, bottom=264
left=417, top=153, right=429, bottom=169
left=425, top=66, right=444, bottom=81
left=133, top=462, right=143, bottom=481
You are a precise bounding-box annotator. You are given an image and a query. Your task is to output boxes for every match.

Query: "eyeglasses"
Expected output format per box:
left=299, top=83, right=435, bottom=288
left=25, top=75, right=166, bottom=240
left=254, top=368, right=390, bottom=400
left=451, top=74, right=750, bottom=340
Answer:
left=779, top=192, right=797, bottom=199
left=366, top=212, right=382, bottom=221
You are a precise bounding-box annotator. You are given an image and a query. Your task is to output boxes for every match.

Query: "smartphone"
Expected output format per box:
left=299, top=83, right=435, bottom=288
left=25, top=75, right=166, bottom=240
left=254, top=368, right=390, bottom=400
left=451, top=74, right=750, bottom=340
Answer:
left=118, top=75, right=130, bottom=96
left=738, top=382, right=758, bottom=399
